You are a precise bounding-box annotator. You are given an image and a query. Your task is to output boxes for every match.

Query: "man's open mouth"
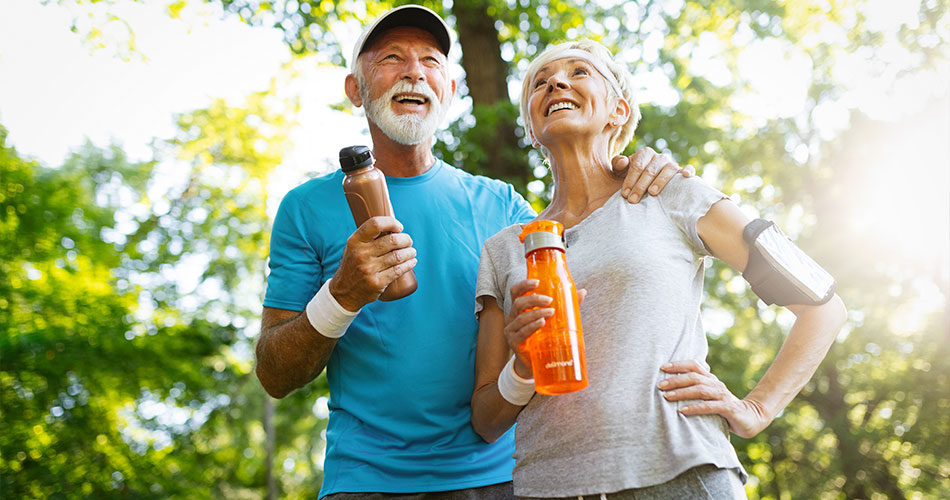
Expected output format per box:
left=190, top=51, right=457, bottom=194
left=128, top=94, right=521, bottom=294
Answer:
left=393, top=93, right=429, bottom=105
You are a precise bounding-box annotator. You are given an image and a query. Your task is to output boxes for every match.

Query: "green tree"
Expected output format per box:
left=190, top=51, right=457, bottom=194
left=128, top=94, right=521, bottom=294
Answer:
left=7, top=0, right=948, bottom=498
left=208, top=0, right=949, bottom=498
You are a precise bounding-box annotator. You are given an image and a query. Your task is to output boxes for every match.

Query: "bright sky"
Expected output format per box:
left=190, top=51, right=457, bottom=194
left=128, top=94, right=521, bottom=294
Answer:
left=0, top=0, right=943, bottom=199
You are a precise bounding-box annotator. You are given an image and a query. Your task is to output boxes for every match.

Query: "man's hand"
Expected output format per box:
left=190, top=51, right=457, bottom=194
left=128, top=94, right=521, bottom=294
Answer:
left=612, top=147, right=695, bottom=203
left=658, top=360, right=772, bottom=438
left=329, top=216, right=417, bottom=312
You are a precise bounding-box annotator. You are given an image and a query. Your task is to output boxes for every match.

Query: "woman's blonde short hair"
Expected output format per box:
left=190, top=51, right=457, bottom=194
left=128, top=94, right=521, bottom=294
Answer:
left=520, top=39, right=640, bottom=158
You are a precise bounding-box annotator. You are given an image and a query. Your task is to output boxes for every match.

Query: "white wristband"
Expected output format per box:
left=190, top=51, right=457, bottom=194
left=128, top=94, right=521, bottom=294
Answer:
left=305, top=279, right=359, bottom=339
left=497, top=355, right=535, bottom=406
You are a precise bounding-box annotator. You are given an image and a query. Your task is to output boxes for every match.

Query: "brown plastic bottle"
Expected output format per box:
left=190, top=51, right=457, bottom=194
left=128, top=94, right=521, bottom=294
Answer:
left=339, top=145, right=417, bottom=301
left=518, top=220, right=587, bottom=395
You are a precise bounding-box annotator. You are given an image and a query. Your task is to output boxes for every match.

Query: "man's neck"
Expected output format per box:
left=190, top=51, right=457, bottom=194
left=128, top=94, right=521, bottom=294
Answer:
left=368, top=124, right=436, bottom=177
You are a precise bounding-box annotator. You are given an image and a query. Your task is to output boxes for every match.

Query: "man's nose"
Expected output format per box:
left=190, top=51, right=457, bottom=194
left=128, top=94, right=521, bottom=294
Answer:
left=401, top=58, right=427, bottom=83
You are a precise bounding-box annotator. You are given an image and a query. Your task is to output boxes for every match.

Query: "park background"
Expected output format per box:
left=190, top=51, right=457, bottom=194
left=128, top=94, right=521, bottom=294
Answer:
left=1, top=0, right=947, bottom=498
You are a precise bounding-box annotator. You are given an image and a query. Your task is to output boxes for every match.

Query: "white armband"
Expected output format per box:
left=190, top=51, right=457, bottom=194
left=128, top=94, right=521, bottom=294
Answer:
left=497, top=355, right=535, bottom=406
left=305, top=279, right=359, bottom=339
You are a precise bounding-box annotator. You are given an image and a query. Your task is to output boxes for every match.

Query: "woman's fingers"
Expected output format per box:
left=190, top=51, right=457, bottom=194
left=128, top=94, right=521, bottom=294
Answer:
left=505, top=308, right=554, bottom=346
left=657, top=371, right=709, bottom=390
left=661, top=380, right=735, bottom=403
left=660, top=359, right=708, bottom=375
left=511, top=292, right=552, bottom=312
left=509, top=279, right=540, bottom=301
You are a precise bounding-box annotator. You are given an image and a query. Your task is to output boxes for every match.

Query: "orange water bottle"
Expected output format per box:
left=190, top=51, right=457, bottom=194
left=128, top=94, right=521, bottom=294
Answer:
left=518, top=220, right=588, bottom=395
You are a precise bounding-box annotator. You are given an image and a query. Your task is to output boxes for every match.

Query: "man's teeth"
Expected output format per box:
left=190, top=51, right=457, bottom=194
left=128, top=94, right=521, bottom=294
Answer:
left=547, top=102, right=578, bottom=115
left=395, top=95, right=427, bottom=104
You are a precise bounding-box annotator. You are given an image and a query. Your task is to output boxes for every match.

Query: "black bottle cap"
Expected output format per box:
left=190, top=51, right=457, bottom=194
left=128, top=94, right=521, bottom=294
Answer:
left=339, top=145, right=374, bottom=172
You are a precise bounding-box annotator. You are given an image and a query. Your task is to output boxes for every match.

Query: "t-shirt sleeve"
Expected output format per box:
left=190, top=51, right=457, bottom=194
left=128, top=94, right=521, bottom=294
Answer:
left=474, top=238, right=504, bottom=318
left=658, top=175, right=729, bottom=257
left=507, top=184, right=537, bottom=224
left=263, top=190, right=323, bottom=311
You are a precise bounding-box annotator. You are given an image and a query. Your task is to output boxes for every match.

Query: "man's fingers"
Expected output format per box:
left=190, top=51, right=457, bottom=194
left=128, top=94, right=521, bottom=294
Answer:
left=646, top=161, right=683, bottom=196
left=629, top=154, right=670, bottom=201
left=355, top=216, right=403, bottom=241
left=385, top=258, right=417, bottom=282
left=620, top=147, right=656, bottom=200
left=382, top=246, right=417, bottom=267
left=610, top=155, right=630, bottom=174
left=373, top=232, right=413, bottom=256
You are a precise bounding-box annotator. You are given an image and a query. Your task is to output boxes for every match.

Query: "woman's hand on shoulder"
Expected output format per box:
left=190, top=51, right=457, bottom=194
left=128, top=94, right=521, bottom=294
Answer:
left=658, top=360, right=772, bottom=438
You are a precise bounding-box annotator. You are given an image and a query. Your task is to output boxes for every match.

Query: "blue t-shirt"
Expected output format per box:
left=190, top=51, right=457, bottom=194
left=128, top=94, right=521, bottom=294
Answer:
left=263, top=159, right=536, bottom=496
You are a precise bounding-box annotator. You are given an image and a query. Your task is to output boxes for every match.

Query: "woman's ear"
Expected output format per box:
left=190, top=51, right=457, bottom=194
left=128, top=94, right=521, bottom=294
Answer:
left=609, top=97, right=631, bottom=127
left=528, top=128, right=541, bottom=148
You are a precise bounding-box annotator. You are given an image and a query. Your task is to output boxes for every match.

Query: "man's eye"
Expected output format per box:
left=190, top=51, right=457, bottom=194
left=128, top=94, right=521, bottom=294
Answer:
left=384, top=54, right=400, bottom=61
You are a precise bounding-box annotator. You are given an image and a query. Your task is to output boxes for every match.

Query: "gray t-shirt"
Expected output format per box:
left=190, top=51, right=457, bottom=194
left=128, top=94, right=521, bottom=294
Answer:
left=475, top=176, right=747, bottom=497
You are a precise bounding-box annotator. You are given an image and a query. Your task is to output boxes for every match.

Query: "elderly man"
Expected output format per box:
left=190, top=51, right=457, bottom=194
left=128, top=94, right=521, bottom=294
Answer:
left=255, top=5, right=689, bottom=498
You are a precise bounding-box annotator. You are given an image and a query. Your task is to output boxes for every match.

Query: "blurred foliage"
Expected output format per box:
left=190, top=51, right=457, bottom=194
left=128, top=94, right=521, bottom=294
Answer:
left=5, top=0, right=950, bottom=498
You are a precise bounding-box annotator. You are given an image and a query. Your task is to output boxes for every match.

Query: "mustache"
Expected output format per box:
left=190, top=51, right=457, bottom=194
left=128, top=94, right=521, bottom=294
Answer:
left=382, top=80, right=440, bottom=103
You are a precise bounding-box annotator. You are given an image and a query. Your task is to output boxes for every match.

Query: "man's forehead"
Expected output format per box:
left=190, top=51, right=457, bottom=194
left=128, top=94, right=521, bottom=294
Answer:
left=363, top=26, right=444, bottom=55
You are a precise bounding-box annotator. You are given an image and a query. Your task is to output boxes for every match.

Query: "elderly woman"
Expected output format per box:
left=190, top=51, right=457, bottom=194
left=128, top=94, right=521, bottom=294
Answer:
left=470, top=39, right=847, bottom=499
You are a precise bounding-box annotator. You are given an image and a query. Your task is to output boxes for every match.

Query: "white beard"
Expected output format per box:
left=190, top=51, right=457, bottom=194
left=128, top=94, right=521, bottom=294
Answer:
left=362, top=80, right=449, bottom=146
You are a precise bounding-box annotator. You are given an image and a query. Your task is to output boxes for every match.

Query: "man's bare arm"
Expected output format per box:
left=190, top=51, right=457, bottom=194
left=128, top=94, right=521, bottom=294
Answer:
left=256, top=306, right=339, bottom=398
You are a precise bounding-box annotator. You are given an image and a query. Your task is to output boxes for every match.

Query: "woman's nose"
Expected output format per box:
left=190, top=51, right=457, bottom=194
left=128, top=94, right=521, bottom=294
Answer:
left=547, top=74, right=569, bottom=91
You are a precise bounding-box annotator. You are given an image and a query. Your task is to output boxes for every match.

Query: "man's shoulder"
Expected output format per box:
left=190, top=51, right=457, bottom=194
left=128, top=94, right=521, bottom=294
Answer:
left=288, top=170, right=345, bottom=196
left=439, top=161, right=517, bottom=195
left=276, top=170, right=345, bottom=208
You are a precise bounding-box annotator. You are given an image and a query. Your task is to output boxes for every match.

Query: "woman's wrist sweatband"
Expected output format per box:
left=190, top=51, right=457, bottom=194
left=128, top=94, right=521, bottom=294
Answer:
left=305, top=279, right=359, bottom=339
left=498, top=355, right=535, bottom=406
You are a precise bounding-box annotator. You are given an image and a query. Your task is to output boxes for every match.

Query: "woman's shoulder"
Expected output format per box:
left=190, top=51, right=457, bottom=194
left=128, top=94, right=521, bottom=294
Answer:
left=483, top=223, right=524, bottom=252
left=655, top=175, right=728, bottom=211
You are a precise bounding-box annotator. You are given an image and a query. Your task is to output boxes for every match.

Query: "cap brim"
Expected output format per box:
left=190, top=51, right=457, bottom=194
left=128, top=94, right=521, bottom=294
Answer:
left=353, top=5, right=451, bottom=65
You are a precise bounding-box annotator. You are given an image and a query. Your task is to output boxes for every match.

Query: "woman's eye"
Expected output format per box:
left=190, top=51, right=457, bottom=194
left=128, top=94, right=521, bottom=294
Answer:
left=534, top=78, right=547, bottom=88
left=573, top=67, right=589, bottom=76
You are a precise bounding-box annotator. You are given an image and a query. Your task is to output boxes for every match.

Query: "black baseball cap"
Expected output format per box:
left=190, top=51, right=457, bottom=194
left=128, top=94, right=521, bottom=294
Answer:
left=351, top=4, right=452, bottom=68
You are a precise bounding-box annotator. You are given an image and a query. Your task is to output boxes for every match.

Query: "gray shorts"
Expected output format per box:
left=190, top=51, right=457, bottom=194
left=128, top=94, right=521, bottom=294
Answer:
left=517, top=465, right=746, bottom=500
left=322, top=481, right=514, bottom=500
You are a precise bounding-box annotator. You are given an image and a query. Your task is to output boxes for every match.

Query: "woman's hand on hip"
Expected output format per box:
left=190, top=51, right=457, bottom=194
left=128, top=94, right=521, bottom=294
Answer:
left=658, top=360, right=772, bottom=438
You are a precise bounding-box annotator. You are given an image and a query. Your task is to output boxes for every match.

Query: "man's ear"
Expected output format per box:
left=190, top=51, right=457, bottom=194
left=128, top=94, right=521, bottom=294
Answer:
left=610, top=97, right=631, bottom=127
left=344, top=74, right=363, bottom=108
left=449, top=78, right=457, bottom=101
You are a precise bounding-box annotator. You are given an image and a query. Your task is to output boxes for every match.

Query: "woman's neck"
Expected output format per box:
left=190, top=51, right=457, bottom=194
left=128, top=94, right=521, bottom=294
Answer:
left=539, top=137, right=623, bottom=227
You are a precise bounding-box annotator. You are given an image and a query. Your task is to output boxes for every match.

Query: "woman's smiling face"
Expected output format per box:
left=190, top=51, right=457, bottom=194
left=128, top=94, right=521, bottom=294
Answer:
left=527, top=57, right=617, bottom=147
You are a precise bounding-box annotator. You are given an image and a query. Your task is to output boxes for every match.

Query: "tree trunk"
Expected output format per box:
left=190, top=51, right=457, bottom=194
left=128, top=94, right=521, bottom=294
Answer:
left=452, top=0, right=528, bottom=185
left=263, top=395, right=277, bottom=500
